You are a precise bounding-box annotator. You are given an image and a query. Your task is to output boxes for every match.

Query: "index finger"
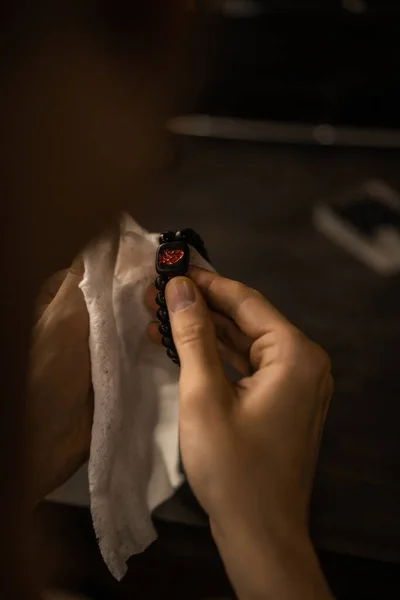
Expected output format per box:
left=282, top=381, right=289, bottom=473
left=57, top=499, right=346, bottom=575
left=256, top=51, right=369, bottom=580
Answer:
left=189, top=267, right=289, bottom=340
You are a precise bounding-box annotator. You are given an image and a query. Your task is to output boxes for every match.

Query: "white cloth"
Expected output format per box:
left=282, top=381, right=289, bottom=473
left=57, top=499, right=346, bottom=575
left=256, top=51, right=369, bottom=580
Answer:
left=78, top=215, right=211, bottom=580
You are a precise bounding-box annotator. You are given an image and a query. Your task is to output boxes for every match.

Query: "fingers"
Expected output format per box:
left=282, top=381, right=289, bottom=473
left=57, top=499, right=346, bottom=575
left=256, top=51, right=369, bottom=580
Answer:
left=146, top=269, right=291, bottom=375
left=189, top=267, right=289, bottom=340
left=206, top=311, right=252, bottom=375
left=212, top=311, right=252, bottom=356
left=165, top=277, right=226, bottom=391
left=146, top=282, right=252, bottom=375
left=148, top=319, right=251, bottom=376
left=216, top=340, right=252, bottom=376
left=144, top=284, right=159, bottom=314
left=146, top=283, right=252, bottom=351
left=147, top=321, right=161, bottom=343
left=147, top=308, right=251, bottom=354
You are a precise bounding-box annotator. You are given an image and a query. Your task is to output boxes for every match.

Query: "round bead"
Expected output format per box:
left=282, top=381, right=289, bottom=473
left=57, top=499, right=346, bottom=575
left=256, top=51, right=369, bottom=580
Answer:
left=159, top=323, right=171, bottom=337
left=156, top=292, right=166, bottom=308
left=181, top=228, right=196, bottom=238
left=155, top=276, right=168, bottom=292
left=159, top=231, right=175, bottom=244
left=157, top=308, right=169, bottom=323
left=184, top=228, right=201, bottom=245
left=175, top=230, right=188, bottom=241
left=167, top=348, right=179, bottom=362
left=162, top=336, right=175, bottom=350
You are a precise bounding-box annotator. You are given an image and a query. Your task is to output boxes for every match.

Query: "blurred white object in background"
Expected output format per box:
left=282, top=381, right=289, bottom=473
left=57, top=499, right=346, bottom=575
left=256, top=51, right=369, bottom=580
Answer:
left=169, top=115, right=400, bottom=149
left=313, top=180, right=400, bottom=276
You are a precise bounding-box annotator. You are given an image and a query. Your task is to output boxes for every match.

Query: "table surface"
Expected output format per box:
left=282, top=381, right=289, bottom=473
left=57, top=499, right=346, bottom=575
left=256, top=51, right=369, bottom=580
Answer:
left=144, top=137, right=400, bottom=564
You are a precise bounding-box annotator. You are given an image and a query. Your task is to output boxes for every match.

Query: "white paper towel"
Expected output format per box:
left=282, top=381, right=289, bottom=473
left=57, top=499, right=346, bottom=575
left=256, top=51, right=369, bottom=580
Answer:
left=76, top=214, right=211, bottom=580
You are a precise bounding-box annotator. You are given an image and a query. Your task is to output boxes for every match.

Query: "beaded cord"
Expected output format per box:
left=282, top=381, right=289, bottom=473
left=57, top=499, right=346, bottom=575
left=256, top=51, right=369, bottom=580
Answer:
left=155, top=229, right=209, bottom=365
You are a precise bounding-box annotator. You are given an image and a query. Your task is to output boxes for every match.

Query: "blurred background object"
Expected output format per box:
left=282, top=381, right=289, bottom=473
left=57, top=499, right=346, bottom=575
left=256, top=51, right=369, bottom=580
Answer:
left=314, top=179, right=400, bottom=275
left=172, top=0, right=400, bottom=148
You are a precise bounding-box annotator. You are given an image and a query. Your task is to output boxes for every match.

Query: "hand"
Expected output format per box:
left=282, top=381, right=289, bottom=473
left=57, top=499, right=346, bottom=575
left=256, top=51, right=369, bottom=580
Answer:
left=146, top=268, right=334, bottom=599
left=28, top=258, right=93, bottom=506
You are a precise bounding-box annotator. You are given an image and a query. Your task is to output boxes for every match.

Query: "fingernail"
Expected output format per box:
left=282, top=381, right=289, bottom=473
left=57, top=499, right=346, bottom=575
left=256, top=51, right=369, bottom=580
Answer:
left=167, top=278, right=196, bottom=313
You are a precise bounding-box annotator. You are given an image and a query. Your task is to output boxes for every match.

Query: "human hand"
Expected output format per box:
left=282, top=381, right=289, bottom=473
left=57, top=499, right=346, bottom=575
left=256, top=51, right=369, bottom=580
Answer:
left=28, top=258, right=93, bottom=506
left=146, top=268, right=333, bottom=599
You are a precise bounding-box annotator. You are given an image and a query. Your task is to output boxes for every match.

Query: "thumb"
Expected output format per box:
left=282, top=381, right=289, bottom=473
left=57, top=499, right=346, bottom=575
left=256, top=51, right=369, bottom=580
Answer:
left=166, top=277, right=225, bottom=392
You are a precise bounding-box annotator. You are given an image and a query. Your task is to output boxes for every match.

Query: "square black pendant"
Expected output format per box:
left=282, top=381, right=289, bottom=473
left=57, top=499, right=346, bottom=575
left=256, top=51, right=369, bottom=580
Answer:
left=156, top=241, right=189, bottom=276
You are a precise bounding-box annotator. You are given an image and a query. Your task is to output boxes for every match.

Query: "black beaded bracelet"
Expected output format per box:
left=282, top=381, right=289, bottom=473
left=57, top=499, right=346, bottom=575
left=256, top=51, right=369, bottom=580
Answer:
left=155, top=229, right=210, bottom=366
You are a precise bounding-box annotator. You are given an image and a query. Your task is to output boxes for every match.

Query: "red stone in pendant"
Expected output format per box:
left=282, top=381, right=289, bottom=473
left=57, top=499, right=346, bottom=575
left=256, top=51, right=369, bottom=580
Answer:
left=159, top=249, right=185, bottom=266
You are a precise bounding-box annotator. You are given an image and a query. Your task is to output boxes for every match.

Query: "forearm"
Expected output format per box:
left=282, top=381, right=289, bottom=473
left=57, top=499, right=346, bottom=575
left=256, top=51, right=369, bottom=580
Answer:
left=211, top=520, right=334, bottom=600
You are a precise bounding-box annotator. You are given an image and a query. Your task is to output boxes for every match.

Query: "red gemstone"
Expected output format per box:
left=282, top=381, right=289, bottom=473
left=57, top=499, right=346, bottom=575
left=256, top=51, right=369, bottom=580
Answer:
left=159, top=249, right=185, bottom=266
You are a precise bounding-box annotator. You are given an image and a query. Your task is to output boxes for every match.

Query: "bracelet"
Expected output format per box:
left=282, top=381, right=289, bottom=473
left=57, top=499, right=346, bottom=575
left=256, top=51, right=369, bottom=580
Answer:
left=155, top=229, right=210, bottom=366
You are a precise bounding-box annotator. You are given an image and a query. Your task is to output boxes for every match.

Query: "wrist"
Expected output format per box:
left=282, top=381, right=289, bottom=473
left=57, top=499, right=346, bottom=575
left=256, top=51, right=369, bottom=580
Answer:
left=211, top=518, right=333, bottom=600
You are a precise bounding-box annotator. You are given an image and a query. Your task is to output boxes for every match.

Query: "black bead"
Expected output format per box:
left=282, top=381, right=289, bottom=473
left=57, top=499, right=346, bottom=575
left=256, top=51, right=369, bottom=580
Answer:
left=162, top=336, right=175, bottom=350
left=183, top=228, right=200, bottom=244
left=181, top=228, right=196, bottom=237
left=157, top=308, right=169, bottom=323
left=196, top=238, right=206, bottom=251
left=155, top=276, right=168, bottom=292
left=159, top=323, right=171, bottom=336
left=156, top=292, right=166, bottom=308
left=159, top=231, right=175, bottom=244
left=180, top=229, right=206, bottom=252
left=175, top=230, right=188, bottom=241
left=167, top=348, right=179, bottom=362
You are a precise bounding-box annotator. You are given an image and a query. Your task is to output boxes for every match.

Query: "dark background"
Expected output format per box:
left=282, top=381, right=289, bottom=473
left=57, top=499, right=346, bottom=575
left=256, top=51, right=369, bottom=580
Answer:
left=197, top=0, right=400, bottom=131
